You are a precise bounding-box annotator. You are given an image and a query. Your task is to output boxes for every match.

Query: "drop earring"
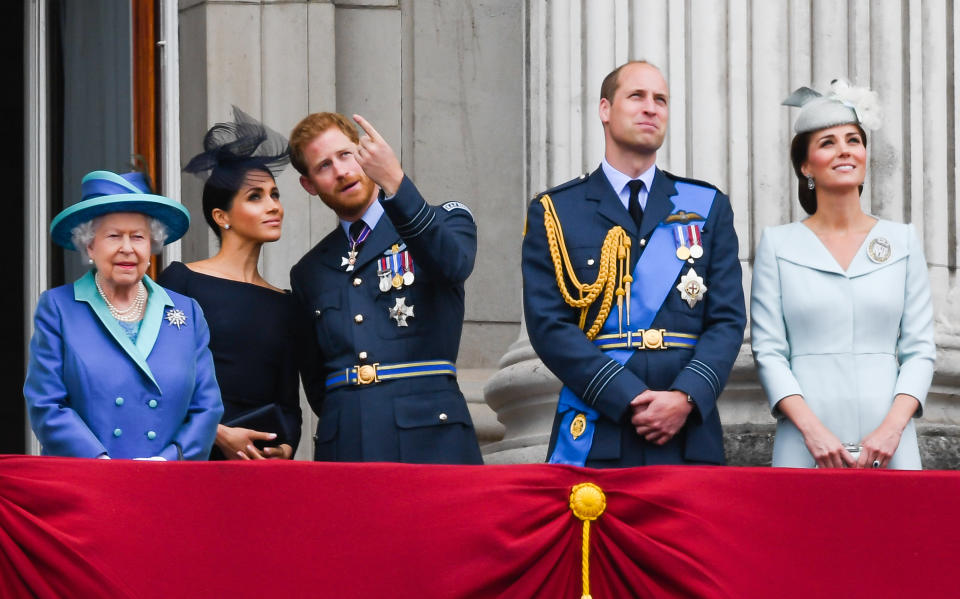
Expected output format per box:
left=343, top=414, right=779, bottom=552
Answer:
left=806, top=175, right=815, bottom=190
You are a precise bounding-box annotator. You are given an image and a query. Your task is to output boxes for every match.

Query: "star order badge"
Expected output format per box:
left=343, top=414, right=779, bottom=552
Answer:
left=165, top=308, right=187, bottom=329
left=676, top=268, right=708, bottom=308
left=388, top=297, right=415, bottom=327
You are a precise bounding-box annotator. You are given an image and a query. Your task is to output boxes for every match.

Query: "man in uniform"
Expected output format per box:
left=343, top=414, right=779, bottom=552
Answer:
left=289, top=112, right=482, bottom=464
left=522, top=61, right=746, bottom=467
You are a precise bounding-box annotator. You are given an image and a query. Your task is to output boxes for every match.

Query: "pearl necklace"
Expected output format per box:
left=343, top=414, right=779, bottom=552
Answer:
left=95, top=273, right=147, bottom=322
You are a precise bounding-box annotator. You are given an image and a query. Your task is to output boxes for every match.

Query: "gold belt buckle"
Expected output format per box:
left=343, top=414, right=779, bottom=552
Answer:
left=641, top=328, right=666, bottom=350
left=354, top=363, right=380, bottom=385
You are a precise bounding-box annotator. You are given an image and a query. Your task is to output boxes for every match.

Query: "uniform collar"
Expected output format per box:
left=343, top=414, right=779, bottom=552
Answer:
left=339, top=199, right=384, bottom=238
left=74, top=271, right=175, bottom=390
left=600, top=158, right=657, bottom=210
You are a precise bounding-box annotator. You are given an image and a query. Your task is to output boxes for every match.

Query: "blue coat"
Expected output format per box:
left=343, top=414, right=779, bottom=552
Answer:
left=23, top=271, right=223, bottom=460
left=290, top=176, right=482, bottom=464
left=522, top=167, right=746, bottom=466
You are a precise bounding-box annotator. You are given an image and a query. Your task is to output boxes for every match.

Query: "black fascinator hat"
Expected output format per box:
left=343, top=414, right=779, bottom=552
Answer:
left=184, top=107, right=290, bottom=237
left=184, top=106, right=290, bottom=188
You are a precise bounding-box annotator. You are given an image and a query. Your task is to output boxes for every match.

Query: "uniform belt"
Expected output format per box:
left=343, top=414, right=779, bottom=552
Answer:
left=325, top=360, right=457, bottom=390
left=592, top=329, right=699, bottom=351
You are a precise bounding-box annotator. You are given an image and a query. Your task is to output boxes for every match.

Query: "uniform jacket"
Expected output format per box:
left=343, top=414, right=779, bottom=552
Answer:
left=751, top=220, right=935, bottom=469
left=291, top=176, right=482, bottom=464
left=23, top=272, right=223, bottom=460
left=522, top=167, right=746, bottom=466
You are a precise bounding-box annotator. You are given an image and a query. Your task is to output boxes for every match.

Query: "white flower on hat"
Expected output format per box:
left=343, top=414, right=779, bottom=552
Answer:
left=827, top=79, right=882, bottom=131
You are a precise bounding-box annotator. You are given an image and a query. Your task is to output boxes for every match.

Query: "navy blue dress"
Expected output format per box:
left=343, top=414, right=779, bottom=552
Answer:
left=158, top=261, right=302, bottom=458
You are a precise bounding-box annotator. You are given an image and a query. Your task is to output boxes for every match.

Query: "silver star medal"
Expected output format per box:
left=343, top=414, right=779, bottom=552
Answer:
left=388, top=297, right=415, bottom=327
left=165, top=308, right=187, bottom=329
left=341, top=250, right=358, bottom=271
left=676, top=268, right=708, bottom=308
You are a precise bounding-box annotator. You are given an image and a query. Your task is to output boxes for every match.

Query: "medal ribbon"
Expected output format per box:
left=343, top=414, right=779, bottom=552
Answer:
left=674, top=225, right=689, bottom=253
left=350, top=223, right=371, bottom=247
left=390, top=251, right=400, bottom=277
left=402, top=251, right=414, bottom=275
left=549, top=181, right=717, bottom=466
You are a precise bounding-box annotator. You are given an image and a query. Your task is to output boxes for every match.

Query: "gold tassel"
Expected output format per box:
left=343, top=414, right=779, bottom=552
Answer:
left=570, top=483, right=607, bottom=599
left=540, top=195, right=632, bottom=340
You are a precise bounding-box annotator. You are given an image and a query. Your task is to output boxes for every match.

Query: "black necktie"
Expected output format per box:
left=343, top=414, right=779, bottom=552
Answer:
left=627, top=179, right=644, bottom=229
left=349, top=220, right=366, bottom=249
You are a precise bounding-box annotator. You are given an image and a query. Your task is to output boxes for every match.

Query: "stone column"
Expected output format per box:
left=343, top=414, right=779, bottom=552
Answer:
left=484, top=0, right=960, bottom=467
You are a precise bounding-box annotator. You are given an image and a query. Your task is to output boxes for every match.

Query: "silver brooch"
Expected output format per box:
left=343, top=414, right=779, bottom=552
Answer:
left=867, top=237, right=892, bottom=263
left=676, top=268, right=708, bottom=308
left=165, top=308, right=187, bottom=329
left=388, top=297, right=415, bottom=327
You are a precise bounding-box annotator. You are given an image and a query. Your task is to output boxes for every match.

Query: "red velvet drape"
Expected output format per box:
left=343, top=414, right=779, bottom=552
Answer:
left=1, top=456, right=958, bottom=598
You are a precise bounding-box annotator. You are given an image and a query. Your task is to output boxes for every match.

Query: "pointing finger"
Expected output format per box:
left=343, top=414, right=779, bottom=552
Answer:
left=353, top=114, right=381, bottom=142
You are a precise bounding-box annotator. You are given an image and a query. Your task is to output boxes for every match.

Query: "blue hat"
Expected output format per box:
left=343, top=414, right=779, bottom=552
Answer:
left=50, top=170, right=191, bottom=250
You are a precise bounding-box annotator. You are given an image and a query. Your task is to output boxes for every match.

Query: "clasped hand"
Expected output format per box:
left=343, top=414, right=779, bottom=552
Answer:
left=215, top=424, right=292, bottom=460
left=629, top=390, right=693, bottom=445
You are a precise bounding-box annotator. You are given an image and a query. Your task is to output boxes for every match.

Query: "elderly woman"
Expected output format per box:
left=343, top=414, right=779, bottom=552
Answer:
left=24, top=170, right=223, bottom=459
left=159, top=107, right=301, bottom=461
left=751, top=81, right=936, bottom=469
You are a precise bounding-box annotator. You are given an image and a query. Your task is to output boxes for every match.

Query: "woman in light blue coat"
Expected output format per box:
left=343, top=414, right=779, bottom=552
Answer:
left=23, top=170, right=223, bottom=460
left=751, top=82, right=935, bottom=470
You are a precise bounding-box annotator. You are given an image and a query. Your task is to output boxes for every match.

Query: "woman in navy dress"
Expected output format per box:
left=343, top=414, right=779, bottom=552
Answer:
left=160, top=107, right=301, bottom=460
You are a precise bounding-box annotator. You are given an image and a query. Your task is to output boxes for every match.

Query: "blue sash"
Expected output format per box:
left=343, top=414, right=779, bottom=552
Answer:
left=549, top=182, right=716, bottom=466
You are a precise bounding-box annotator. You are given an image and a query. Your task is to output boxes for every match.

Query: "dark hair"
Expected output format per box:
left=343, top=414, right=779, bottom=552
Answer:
left=599, top=60, right=659, bottom=103
left=202, top=166, right=275, bottom=239
left=789, top=124, right=867, bottom=215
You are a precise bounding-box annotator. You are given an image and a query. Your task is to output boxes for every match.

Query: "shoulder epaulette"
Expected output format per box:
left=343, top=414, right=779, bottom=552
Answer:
left=661, top=169, right=724, bottom=195
left=531, top=173, right=590, bottom=201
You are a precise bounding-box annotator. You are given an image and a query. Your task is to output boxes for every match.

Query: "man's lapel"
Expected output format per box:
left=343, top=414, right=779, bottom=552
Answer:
left=638, top=168, right=678, bottom=241
left=588, top=167, right=638, bottom=236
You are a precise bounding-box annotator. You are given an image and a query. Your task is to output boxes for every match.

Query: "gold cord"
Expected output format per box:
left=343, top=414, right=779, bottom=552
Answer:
left=570, top=483, right=607, bottom=599
left=539, top=194, right=632, bottom=340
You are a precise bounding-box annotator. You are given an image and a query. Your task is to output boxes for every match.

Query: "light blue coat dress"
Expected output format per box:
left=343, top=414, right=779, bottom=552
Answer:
left=750, top=219, right=935, bottom=469
left=23, top=271, right=223, bottom=460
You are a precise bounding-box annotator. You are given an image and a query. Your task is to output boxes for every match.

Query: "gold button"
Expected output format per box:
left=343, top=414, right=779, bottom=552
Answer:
left=438, top=413, right=448, bottom=422
left=359, top=351, right=368, bottom=361
left=353, top=278, right=362, bottom=287
left=354, top=314, right=364, bottom=323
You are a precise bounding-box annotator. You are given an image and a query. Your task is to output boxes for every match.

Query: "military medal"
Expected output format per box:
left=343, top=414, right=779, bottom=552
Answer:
left=378, top=263, right=393, bottom=292
left=388, top=297, right=415, bottom=326
left=867, top=237, right=891, bottom=263
left=342, top=222, right=371, bottom=271
left=677, top=267, right=708, bottom=308
left=341, top=251, right=358, bottom=271
left=401, top=251, right=415, bottom=286
left=688, top=225, right=704, bottom=259
left=674, top=226, right=691, bottom=260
